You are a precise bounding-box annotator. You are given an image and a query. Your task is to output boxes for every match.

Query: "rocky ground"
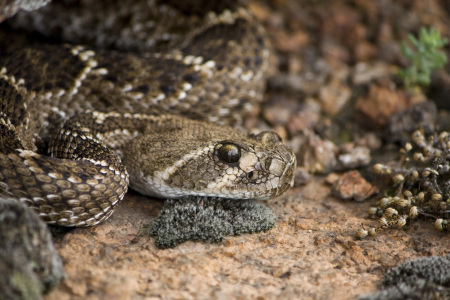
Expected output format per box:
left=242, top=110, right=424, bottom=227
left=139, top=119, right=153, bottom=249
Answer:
left=2, top=0, right=450, bottom=299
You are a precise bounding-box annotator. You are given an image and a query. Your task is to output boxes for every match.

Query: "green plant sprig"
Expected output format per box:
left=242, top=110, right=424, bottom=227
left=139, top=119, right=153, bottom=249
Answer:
left=398, top=27, right=448, bottom=88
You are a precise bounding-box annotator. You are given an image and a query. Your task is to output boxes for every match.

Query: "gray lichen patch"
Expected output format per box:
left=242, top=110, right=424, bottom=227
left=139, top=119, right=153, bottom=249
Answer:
left=358, top=256, right=450, bottom=300
left=150, top=197, right=277, bottom=249
left=0, top=198, right=65, bottom=300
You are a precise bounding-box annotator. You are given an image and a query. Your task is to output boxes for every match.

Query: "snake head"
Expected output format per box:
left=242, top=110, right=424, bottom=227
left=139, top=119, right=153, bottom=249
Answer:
left=124, top=118, right=296, bottom=200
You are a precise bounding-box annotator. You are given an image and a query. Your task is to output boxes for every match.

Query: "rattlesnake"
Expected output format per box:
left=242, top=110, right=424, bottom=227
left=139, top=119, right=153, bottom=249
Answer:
left=0, top=0, right=296, bottom=227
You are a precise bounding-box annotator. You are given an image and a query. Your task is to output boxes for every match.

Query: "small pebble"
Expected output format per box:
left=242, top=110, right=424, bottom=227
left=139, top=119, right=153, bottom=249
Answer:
left=293, top=167, right=310, bottom=186
left=331, top=170, right=378, bottom=201
left=297, top=131, right=338, bottom=174
left=337, top=146, right=371, bottom=169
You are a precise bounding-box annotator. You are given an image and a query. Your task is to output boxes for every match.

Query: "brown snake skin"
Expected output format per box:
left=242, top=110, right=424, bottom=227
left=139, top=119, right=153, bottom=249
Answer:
left=0, top=0, right=296, bottom=227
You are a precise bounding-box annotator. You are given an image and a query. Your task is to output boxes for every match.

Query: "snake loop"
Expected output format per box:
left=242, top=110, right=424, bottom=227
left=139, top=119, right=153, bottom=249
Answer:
left=0, top=0, right=296, bottom=227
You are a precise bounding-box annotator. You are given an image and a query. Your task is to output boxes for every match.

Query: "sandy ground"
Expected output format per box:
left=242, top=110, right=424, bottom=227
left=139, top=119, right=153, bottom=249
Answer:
left=44, top=178, right=448, bottom=300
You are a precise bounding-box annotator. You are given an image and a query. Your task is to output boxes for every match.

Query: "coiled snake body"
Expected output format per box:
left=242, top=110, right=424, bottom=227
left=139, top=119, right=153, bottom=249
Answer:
left=0, top=0, right=296, bottom=227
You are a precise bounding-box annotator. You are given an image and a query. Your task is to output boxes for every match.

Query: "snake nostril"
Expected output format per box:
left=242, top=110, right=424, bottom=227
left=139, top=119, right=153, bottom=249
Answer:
left=247, top=171, right=258, bottom=181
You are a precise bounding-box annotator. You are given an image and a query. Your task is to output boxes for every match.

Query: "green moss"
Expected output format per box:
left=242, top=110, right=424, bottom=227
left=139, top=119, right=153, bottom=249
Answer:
left=150, top=197, right=277, bottom=249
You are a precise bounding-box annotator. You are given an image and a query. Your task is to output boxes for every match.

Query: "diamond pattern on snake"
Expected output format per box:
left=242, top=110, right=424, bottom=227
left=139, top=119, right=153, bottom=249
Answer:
left=0, top=0, right=296, bottom=227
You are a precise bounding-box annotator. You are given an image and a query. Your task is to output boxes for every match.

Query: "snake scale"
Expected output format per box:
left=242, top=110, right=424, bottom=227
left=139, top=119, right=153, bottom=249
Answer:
left=0, top=0, right=296, bottom=227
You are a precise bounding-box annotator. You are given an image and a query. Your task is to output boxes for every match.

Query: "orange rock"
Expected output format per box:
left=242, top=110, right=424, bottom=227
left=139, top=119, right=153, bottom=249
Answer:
left=331, top=170, right=378, bottom=201
left=354, top=84, right=425, bottom=129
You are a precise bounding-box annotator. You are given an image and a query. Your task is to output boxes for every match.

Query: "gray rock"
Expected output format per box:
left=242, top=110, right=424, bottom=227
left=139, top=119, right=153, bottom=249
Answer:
left=386, top=101, right=436, bottom=144
left=337, top=146, right=371, bottom=169
left=0, top=198, right=65, bottom=300
left=0, top=0, right=50, bottom=22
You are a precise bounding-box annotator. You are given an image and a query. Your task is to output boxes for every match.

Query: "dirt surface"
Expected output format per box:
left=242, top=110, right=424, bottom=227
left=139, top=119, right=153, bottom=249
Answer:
left=45, top=181, right=448, bottom=300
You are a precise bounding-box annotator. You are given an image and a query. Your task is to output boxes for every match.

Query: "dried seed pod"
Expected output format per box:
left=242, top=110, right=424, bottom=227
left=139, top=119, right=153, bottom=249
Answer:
left=411, top=170, right=419, bottom=181
left=435, top=219, right=445, bottom=231
left=409, top=206, right=418, bottom=219
left=384, top=208, right=398, bottom=218
left=380, top=197, right=391, bottom=208
left=431, top=193, right=443, bottom=201
left=368, top=228, right=376, bottom=236
left=404, top=143, right=412, bottom=152
left=368, top=207, right=378, bottom=216
left=392, top=174, right=405, bottom=185
left=416, top=192, right=425, bottom=202
left=413, top=152, right=424, bottom=162
left=438, top=131, right=448, bottom=142
left=412, top=130, right=425, bottom=146
left=373, top=163, right=391, bottom=175
left=356, top=228, right=368, bottom=239
left=396, top=216, right=407, bottom=228
left=396, top=199, right=410, bottom=207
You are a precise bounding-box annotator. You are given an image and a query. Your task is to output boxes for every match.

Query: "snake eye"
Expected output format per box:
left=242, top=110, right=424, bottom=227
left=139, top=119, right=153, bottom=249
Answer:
left=218, top=144, right=241, bottom=164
